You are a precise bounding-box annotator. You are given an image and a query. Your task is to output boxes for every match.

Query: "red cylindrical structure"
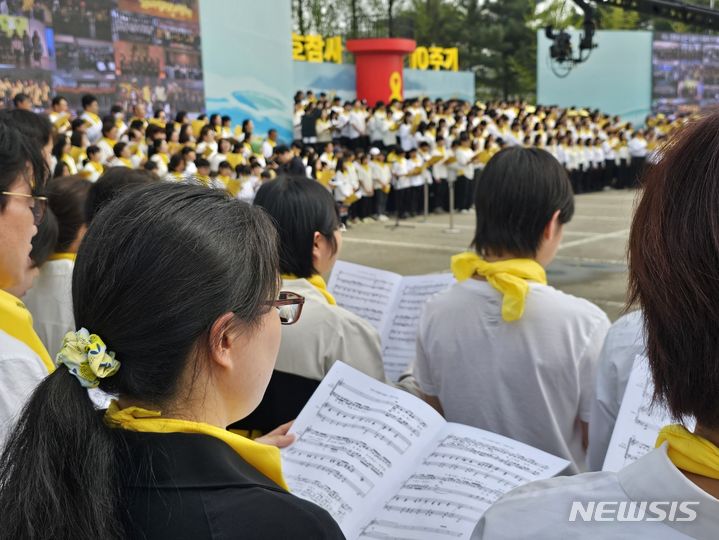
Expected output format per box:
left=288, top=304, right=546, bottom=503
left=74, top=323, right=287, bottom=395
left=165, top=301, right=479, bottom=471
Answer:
left=346, top=38, right=416, bottom=106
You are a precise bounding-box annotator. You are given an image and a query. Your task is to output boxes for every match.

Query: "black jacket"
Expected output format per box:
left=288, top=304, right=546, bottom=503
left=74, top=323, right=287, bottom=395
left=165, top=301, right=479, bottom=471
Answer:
left=117, top=430, right=345, bottom=539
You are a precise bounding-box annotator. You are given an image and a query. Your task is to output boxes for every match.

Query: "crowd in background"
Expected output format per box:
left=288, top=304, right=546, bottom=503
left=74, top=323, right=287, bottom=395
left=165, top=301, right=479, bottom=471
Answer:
left=0, top=84, right=718, bottom=539
left=31, top=88, right=689, bottom=232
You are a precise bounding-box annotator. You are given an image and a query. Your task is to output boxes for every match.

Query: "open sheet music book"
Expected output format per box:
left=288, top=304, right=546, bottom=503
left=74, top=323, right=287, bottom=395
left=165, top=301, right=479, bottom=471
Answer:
left=602, top=355, right=694, bottom=472
left=282, top=362, right=569, bottom=540
left=326, top=261, right=455, bottom=382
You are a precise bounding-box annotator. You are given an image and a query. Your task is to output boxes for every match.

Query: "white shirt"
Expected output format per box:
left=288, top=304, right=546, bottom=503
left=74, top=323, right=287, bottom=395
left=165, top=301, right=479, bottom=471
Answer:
left=454, top=146, right=475, bottom=178
left=81, top=111, right=102, bottom=143
left=348, top=110, right=366, bottom=139
left=398, top=124, right=415, bottom=152
left=23, top=259, right=75, bottom=359
left=628, top=137, right=648, bottom=158
left=473, top=443, right=719, bottom=540
left=588, top=310, right=645, bottom=471
left=415, top=279, right=610, bottom=474
left=276, top=278, right=385, bottom=381
left=0, top=330, right=48, bottom=446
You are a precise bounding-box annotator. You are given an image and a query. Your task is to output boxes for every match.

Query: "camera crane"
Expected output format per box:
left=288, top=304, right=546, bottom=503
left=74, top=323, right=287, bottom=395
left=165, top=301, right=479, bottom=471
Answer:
left=546, top=1, right=719, bottom=75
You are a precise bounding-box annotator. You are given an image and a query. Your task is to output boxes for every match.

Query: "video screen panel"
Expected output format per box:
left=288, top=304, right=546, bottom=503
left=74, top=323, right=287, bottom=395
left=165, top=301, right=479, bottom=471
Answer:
left=653, top=32, right=719, bottom=115
left=0, top=0, right=204, bottom=114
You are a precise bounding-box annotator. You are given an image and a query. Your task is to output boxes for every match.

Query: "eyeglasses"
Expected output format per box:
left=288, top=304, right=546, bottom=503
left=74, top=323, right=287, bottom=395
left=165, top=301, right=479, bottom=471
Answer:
left=268, top=291, right=305, bottom=325
left=1, top=191, right=48, bottom=226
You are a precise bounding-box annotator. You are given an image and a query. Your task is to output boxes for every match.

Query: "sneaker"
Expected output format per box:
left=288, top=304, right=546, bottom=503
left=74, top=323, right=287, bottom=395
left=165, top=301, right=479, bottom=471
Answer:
left=378, top=214, right=389, bottom=222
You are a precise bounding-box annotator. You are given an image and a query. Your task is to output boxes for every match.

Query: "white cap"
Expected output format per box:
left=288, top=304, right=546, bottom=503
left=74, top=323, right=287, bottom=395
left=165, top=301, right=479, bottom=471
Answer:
left=369, top=147, right=380, bottom=156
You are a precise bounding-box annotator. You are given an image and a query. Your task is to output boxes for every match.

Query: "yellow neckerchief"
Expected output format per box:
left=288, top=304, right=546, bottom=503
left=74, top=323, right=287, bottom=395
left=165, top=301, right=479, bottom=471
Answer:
left=101, top=137, right=116, bottom=148
left=170, top=171, right=185, bottom=180
left=61, top=154, right=77, bottom=172
left=89, top=161, right=104, bottom=173
left=281, top=274, right=336, bottom=305
left=155, top=153, right=170, bottom=165
left=119, top=157, right=133, bottom=168
left=83, top=111, right=101, bottom=125
left=47, top=252, right=76, bottom=262
left=656, top=425, right=719, bottom=480
left=104, top=401, right=287, bottom=489
left=148, top=118, right=166, bottom=129
left=266, top=138, right=276, bottom=148
left=196, top=174, right=211, bottom=186
left=451, top=252, right=547, bottom=322
left=0, top=288, right=54, bottom=372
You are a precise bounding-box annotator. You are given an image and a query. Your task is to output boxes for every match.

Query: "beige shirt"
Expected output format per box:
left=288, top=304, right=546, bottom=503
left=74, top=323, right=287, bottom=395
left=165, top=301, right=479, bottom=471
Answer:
left=276, top=277, right=385, bottom=382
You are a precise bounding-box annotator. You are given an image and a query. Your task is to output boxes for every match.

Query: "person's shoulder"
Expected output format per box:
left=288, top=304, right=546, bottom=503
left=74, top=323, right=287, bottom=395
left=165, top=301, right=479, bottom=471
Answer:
left=0, top=330, right=41, bottom=364
left=475, top=472, right=622, bottom=539
left=530, top=283, right=609, bottom=325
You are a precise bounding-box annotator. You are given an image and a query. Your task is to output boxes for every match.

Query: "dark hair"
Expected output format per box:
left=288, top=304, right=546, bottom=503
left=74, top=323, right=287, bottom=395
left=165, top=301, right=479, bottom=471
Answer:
left=101, top=120, right=116, bottom=137
left=254, top=176, right=340, bottom=277
left=51, top=95, right=67, bottom=107
left=143, top=160, right=159, bottom=173
left=168, top=153, right=185, bottom=172
left=472, top=147, right=574, bottom=258
left=81, top=94, right=98, bottom=109
left=0, top=109, right=53, bottom=149
left=0, top=123, right=49, bottom=202
left=85, top=168, right=156, bottom=222
left=46, top=175, right=92, bottom=252
left=194, top=157, right=210, bottom=169
left=113, top=142, right=127, bottom=158
left=629, top=113, right=719, bottom=428
left=86, top=145, right=100, bottom=158
left=0, top=183, right=280, bottom=539
left=30, top=208, right=59, bottom=267
left=13, top=92, right=30, bottom=107
left=180, top=145, right=195, bottom=157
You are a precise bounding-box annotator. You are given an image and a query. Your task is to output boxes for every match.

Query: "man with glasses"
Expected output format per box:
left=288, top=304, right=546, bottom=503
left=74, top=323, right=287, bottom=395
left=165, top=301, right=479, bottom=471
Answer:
left=0, top=121, right=53, bottom=445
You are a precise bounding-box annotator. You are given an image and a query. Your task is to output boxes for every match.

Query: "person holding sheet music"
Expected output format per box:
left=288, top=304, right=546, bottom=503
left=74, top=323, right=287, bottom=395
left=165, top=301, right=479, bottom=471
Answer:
left=414, top=146, right=610, bottom=475
left=474, top=111, right=719, bottom=540
left=0, top=183, right=345, bottom=539
left=587, top=309, right=645, bottom=471
left=233, top=176, right=384, bottom=436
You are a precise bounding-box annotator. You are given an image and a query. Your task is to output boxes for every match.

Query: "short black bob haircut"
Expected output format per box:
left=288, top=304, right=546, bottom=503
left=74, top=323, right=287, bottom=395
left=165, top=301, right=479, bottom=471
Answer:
left=472, top=146, right=574, bottom=258
left=254, top=175, right=340, bottom=278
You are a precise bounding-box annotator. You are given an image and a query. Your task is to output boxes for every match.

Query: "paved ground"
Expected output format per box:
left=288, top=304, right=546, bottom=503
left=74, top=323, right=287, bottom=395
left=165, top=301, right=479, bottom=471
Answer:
left=338, top=189, right=637, bottom=321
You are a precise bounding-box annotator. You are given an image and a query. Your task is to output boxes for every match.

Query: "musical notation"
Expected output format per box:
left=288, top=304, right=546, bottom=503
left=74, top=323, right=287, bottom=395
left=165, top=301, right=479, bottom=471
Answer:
left=327, top=260, right=454, bottom=382
left=602, top=355, right=695, bottom=471
left=283, top=362, right=569, bottom=540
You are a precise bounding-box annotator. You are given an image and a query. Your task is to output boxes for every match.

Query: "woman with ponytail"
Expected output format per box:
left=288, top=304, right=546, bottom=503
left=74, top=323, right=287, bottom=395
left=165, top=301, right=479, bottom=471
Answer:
left=0, top=183, right=344, bottom=539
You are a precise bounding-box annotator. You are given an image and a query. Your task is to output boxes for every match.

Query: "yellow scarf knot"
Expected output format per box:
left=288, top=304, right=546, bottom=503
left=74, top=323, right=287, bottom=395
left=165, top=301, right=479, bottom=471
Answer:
left=656, top=424, right=719, bottom=480
left=450, top=251, right=547, bottom=322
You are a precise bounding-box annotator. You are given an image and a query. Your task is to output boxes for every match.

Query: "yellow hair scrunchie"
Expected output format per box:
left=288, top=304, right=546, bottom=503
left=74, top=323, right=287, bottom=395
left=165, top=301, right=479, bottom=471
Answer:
left=55, top=328, right=121, bottom=388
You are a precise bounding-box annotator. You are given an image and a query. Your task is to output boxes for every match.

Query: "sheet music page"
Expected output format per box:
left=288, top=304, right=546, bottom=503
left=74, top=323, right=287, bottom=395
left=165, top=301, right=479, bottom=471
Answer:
left=358, top=423, right=569, bottom=540
left=282, top=362, right=447, bottom=540
left=382, top=273, right=454, bottom=382
left=327, top=260, right=401, bottom=334
left=602, top=355, right=694, bottom=471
